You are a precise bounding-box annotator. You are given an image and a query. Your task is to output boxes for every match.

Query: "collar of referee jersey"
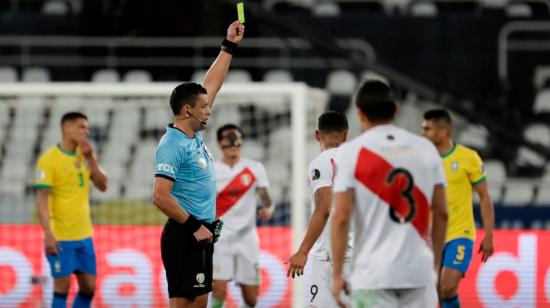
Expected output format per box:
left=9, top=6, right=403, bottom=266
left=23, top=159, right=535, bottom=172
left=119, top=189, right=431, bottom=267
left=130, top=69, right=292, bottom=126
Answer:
left=440, top=143, right=457, bottom=158
left=57, top=143, right=77, bottom=157
left=168, top=123, right=195, bottom=139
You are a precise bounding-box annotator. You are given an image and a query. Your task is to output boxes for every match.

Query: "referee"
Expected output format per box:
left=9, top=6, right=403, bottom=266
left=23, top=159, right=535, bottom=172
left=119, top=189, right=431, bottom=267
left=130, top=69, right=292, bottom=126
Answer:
left=152, top=21, right=244, bottom=307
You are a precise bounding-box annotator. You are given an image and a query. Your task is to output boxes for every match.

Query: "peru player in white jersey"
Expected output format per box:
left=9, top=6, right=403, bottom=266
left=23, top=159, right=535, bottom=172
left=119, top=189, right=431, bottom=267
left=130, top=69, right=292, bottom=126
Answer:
left=331, top=80, right=449, bottom=308
left=287, top=111, right=353, bottom=307
left=211, top=124, right=274, bottom=308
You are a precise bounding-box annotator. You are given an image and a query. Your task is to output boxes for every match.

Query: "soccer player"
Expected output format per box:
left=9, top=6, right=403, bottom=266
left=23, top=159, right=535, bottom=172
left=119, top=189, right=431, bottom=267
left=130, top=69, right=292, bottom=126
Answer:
left=331, top=80, right=448, bottom=308
left=286, top=111, right=353, bottom=307
left=422, top=109, right=495, bottom=308
left=152, top=21, right=244, bottom=308
left=211, top=124, right=274, bottom=308
left=35, top=112, right=108, bottom=308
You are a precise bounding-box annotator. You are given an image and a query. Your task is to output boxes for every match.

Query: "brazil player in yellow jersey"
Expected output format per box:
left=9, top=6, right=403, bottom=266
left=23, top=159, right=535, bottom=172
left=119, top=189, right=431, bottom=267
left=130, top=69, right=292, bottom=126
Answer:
left=35, top=112, right=108, bottom=308
left=422, top=109, right=494, bottom=308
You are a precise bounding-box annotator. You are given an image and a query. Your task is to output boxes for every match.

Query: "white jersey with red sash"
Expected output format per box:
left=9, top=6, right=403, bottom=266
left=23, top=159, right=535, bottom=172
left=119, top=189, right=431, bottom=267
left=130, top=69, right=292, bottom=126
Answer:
left=333, top=124, right=446, bottom=290
left=214, top=158, right=269, bottom=237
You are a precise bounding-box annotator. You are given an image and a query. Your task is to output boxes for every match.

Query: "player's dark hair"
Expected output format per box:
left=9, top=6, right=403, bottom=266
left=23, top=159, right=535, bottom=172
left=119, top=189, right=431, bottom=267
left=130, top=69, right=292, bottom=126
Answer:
left=318, top=111, right=348, bottom=134
left=423, top=109, right=453, bottom=125
left=217, top=124, right=244, bottom=141
left=354, top=80, right=396, bottom=122
left=60, top=112, right=87, bottom=126
left=169, top=82, right=208, bottom=115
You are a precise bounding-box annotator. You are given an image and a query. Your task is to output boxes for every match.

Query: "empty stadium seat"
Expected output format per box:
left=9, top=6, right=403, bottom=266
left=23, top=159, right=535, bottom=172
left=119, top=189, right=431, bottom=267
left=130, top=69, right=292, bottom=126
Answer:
left=0, top=67, right=17, bottom=82
left=534, top=66, right=550, bottom=89
left=313, top=3, right=341, bottom=16
left=516, top=147, right=546, bottom=168
left=123, top=70, right=153, bottom=83
left=263, top=70, right=294, bottom=83
left=326, top=70, right=357, bottom=96
left=457, top=124, right=489, bottom=151
left=502, top=180, right=535, bottom=205
left=91, top=69, right=120, bottom=83
left=191, top=69, right=207, bottom=83
left=506, top=2, right=533, bottom=17
left=42, top=0, right=69, bottom=15
left=524, top=124, right=550, bottom=147
left=359, top=70, right=389, bottom=85
left=534, top=90, right=550, bottom=114
left=22, top=67, right=50, bottom=82
left=410, top=1, right=438, bottom=16
left=535, top=180, right=550, bottom=206
left=226, top=69, right=253, bottom=83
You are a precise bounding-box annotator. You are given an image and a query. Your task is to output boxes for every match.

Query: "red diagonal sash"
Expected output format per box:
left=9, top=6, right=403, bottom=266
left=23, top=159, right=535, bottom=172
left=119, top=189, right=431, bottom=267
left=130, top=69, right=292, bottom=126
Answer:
left=354, top=148, right=430, bottom=241
left=216, top=167, right=256, bottom=218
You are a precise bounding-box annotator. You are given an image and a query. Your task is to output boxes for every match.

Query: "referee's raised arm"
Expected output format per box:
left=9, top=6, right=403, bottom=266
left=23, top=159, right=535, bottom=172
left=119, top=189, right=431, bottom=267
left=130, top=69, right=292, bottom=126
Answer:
left=203, top=21, right=245, bottom=108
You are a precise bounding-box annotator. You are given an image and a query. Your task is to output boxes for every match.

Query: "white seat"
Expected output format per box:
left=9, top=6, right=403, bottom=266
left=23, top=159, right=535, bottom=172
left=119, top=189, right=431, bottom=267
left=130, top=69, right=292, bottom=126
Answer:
left=534, top=90, right=550, bottom=114
left=123, top=70, right=153, bottom=83
left=485, top=160, right=506, bottom=184
left=506, top=3, right=532, bottom=17
left=516, top=147, right=546, bottom=168
left=326, top=70, right=357, bottom=96
left=226, top=70, right=252, bottom=83
left=502, top=180, right=535, bottom=205
left=457, top=124, right=489, bottom=150
left=359, top=70, right=389, bottom=85
left=534, top=179, right=550, bottom=206
left=534, top=66, right=550, bottom=89
left=143, top=106, right=172, bottom=130
left=241, top=140, right=265, bottom=162
left=524, top=124, right=550, bottom=147
left=91, top=69, right=120, bottom=83
left=265, top=161, right=289, bottom=187
left=410, top=1, right=438, bottom=16
left=191, top=69, right=207, bottom=83
left=268, top=127, right=292, bottom=163
left=0, top=67, right=17, bottom=82
left=22, top=67, right=50, bottom=83
left=313, top=2, right=341, bottom=16
left=42, top=0, right=69, bottom=15
left=263, top=70, right=294, bottom=83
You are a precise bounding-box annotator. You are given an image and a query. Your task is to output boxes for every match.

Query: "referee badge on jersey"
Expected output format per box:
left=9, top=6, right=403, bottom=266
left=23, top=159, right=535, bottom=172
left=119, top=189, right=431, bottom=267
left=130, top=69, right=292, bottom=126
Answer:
left=312, top=169, right=321, bottom=181
left=198, top=157, right=208, bottom=169
left=451, top=161, right=460, bottom=172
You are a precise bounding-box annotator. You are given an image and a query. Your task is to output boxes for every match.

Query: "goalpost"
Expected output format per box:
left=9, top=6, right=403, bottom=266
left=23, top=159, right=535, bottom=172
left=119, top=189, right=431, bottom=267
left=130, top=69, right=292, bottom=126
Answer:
left=0, top=83, right=327, bottom=307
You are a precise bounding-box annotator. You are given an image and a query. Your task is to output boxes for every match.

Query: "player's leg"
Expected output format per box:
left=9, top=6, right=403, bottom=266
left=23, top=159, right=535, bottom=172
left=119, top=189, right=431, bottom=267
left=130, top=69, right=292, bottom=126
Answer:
left=73, top=238, right=97, bottom=308
left=351, top=289, right=398, bottom=308
left=46, top=240, right=76, bottom=308
left=439, top=238, right=474, bottom=308
left=212, top=236, right=235, bottom=308
left=235, top=232, right=261, bottom=307
left=169, top=295, right=208, bottom=308
left=304, top=258, right=333, bottom=307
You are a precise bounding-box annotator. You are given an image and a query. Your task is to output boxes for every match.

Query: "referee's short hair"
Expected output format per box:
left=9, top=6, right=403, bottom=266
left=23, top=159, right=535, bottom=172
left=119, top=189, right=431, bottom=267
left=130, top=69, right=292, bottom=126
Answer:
left=318, top=111, right=348, bottom=134
left=61, top=112, right=87, bottom=126
left=170, top=82, right=208, bottom=115
left=354, top=79, right=396, bottom=122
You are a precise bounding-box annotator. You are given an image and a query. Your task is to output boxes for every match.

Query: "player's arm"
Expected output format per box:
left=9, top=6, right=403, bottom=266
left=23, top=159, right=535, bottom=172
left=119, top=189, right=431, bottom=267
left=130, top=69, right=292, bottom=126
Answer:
left=36, top=188, right=60, bottom=256
left=474, top=180, right=494, bottom=262
left=80, top=139, right=108, bottom=192
left=152, top=177, right=213, bottom=242
left=257, top=187, right=274, bottom=220
left=431, top=184, right=448, bottom=273
left=286, top=186, right=331, bottom=278
left=331, top=190, right=353, bottom=306
left=203, top=21, right=245, bottom=108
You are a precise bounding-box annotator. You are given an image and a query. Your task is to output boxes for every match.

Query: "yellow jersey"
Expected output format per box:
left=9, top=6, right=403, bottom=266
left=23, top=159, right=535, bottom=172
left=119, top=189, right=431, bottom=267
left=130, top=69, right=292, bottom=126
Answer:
left=34, top=145, right=93, bottom=241
left=442, top=144, right=486, bottom=243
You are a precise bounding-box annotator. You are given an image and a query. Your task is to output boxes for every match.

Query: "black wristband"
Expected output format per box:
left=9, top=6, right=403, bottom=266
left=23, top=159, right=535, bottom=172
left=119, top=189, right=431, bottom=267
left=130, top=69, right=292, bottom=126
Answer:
left=181, top=215, right=202, bottom=233
left=221, top=39, right=238, bottom=55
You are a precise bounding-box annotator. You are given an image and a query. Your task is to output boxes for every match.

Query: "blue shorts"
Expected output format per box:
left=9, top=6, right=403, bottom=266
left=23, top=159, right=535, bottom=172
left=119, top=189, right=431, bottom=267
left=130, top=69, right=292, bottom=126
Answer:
left=46, top=237, right=96, bottom=278
left=441, top=238, right=474, bottom=274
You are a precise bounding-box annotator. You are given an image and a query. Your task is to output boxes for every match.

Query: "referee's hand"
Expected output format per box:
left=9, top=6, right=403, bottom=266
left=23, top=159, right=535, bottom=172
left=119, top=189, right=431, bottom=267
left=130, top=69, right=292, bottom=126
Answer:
left=226, top=21, right=244, bottom=44
left=193, top=225, right=213, bottom=243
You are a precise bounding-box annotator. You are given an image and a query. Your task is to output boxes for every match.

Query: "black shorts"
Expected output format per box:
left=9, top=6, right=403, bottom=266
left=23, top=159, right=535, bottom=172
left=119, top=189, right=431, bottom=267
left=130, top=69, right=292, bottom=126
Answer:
left=161, top=218, right=214, bottom=299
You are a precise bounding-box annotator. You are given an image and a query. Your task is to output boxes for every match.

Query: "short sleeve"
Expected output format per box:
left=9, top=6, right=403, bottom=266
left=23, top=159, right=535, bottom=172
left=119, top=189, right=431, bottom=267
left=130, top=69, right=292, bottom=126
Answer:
left=154, top=143, right=181, bottom=181
left=34, top=155, right=54, bottom=189
left=255, top=162, right=269, bottom=188
left=333, top=145, right=356, bottom=193
left=309, top=156, right=334, bottom=194
left=468, top=151, right=486, bottom=185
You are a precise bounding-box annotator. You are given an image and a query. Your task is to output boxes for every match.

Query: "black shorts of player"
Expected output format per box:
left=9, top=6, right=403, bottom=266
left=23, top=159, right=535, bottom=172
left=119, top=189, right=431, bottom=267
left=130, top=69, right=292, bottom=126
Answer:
left=161, top=218, right=215, bottom=299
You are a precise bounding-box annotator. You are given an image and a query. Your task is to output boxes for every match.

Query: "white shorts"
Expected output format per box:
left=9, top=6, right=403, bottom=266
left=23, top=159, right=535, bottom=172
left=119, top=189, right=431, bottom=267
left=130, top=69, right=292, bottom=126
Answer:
left=351, top=286, right=438, bottom=308
left=213, top=230, right=260, bottom=286
left=304, top=257, right=351, bottom=308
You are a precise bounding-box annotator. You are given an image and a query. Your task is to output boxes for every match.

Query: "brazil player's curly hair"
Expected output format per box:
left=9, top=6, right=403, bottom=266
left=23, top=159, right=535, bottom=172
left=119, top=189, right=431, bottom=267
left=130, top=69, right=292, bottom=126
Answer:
left=169, top=82, right=208, bottom=115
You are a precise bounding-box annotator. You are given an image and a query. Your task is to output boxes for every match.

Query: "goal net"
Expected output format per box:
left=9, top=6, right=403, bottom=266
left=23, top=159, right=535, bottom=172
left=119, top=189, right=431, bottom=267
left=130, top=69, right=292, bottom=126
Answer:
left=0, top=82, right=327, bottom=307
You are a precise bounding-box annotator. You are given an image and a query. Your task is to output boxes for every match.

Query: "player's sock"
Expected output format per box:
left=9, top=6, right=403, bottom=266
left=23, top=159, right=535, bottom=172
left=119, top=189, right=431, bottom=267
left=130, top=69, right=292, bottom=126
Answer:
left=72, top=291, right=93, bottom=308
left=52, top=292, right=68, bottom=308
left=211, top=297, right=225, bottom=308
left=442, top=295, right=460, bottom=308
